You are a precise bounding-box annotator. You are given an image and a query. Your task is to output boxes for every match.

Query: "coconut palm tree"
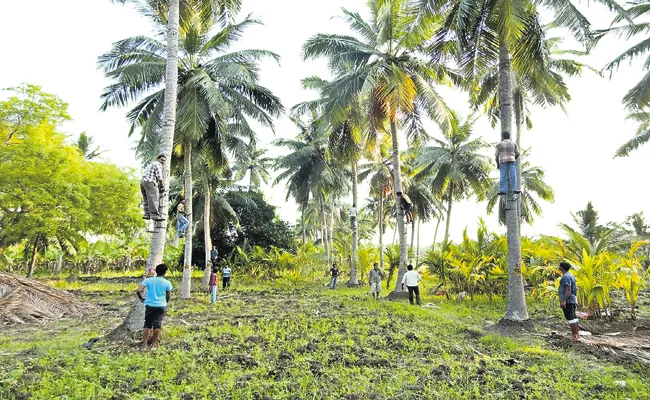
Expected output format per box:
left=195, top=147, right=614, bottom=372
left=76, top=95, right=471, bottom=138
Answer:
left=303, top=0, right=454, bottom=292
left=75, top=132, right=105, bottom=160
left=417, top=0, right=625, bottom=321
left=100, top=11, right=283, bottom=299
left=414, top=112, right=492, bottom=251
left=232, top=143, right=273, bottom=192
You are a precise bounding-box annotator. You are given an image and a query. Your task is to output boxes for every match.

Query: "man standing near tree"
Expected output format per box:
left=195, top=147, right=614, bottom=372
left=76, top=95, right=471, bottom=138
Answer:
left=136, top=263, right=173, bottom=351
left=495, top=132, right=520, bottom=196
left=141, top=154, right=167, bottom=221
left=401, top=264, right=422, bottom=305
left=369, top=263, right=384, bottom=300
left=558, top=262, right=580, bottom=341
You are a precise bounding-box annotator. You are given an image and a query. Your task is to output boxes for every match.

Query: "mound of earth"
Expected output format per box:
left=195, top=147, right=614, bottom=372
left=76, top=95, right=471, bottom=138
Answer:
left=0, top=273, right=87, bottom=325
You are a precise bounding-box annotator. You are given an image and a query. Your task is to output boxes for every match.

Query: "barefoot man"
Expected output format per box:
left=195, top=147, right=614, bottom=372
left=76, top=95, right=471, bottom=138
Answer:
left=136, top=263, right=173, bottom=351
left=559, top=261, right=580, bottom=341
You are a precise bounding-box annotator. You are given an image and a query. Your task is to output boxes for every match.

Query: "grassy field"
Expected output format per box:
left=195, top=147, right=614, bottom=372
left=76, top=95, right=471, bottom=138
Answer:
left=1, top=275, right=649, bottom=399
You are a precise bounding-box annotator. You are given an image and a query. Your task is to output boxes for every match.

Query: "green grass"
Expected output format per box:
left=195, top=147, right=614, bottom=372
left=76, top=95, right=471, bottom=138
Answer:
left=1, top=278, right=648, bottom=399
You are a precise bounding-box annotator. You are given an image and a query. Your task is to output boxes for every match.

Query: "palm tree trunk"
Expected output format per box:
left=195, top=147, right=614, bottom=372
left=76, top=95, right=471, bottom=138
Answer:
left=433, top=217, right=441, bottom=250
left=27, top=238, right=38, bottom=278
left=389, top=119, right=408, bottom=293
left=349, top=160, right=359, bottom=284
left=499, top=37, right=528, bottom=321
left=301, top=203, right=306, bottom=246
left=122, top=0, right=180, bottom=332
left=249, top=169, right=253, bottom=192
left=329, top=206, right=335, bottom=264
left=55, top=253, right=63, bottom=277
left=379, top=196, right=384, bottom=270
left=416, top=217, right=421, bottom=267
left=515, top=102, right=523, bottom=231
left=319, top=195, right=329, bottom=262
left=442, top=185, right=454, bottom=251
left=180, top=144, right=193, bottom=300
left=410, top=217, right=416, bottom=262
left=201, top=179, right=212, bottom=289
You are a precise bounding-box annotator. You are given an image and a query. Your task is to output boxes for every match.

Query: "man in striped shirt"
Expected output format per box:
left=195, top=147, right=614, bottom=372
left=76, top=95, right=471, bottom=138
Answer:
left=495, top=132, right=520, bottom=195
left=141, top=154, right=167, bottom=221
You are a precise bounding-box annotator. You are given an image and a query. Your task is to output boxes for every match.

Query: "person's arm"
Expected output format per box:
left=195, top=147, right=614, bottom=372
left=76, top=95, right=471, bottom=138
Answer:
left=514, top=143, right=520, bottom=159
left=401, top=274, right=406, bottom=290
left=155, top=163, right=165, bottom=191
left=561, top=284, right=571, bottom=308
left=494, top=146, right=500, bottom=168
left=166, top=290, right=171, bottom=303
left=136, top=285, right=146, bottom=302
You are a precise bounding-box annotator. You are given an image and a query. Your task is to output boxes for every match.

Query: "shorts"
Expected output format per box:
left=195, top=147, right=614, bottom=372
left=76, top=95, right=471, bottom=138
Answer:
left=144, top=306, right=166, bottom=329
left=404, top=204, right=413, bottom=212
left=562, top=303, right=578, bottom=323
left=370, top=282, right=381, bottom=293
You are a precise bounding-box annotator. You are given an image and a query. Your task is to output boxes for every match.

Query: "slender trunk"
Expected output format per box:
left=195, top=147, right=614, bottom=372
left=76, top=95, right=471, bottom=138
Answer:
left=500, top=37, right=528, bottom=321
left=202, top=179, right=212, bottom=289
left=442, top=185, right=453, bottom=251
left=392, top=222, right=397, bottom=245
left=329, top=206, right=334, bottom=264
left=389, top=119, right=408, bottom=293
left=123, top=0, right=180, bottom=332
left=433, top=217, right=441, bottom=250
left=349, top=160, right=359, bottom=284
left=55, top=253, right=63, bottom=277
left=515, top=107, right=523, bottom=230
left=27, top=239, right=38, bottom=278
left=416, top=217, right=421, bottom=267
left=180, top=144, right=193, bottom=299
left=410, top=217, right=416, bottom=263
left=249, top=168, right=253, bottom=192
left=301, top=204, right=306, bottom=246
left=379, top=197, right=384, bottom=270
left=319, top=195, right=329, bottom=262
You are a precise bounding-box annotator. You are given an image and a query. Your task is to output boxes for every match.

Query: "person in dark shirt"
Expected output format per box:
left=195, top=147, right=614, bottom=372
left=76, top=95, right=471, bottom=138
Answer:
left=210, top=246, right=218, bottom=267
left=329, top=264, right=342, bottom=290
left=396, top=192, right=413, bottom=223
left=558, top=261, right=579, bottom=341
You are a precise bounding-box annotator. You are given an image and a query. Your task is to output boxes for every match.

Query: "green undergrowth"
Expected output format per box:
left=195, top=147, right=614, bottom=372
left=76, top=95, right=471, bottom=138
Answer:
left=0, top=279, right=648, bottom=399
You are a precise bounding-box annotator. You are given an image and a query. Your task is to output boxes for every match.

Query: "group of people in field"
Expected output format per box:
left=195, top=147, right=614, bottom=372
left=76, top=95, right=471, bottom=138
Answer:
left=135, top=132, right=578, bottom=352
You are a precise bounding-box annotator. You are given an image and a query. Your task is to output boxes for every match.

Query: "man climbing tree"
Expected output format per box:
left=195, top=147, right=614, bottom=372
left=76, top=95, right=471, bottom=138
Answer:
left=349, top=204, right=358, bottom=229
left=176, top=198, right=189, bottom=238
left=396, top=192, right=413, bottom=223
left=141, top=154, right=167, bottom=222
left=495, top=132, right=520, bottom=195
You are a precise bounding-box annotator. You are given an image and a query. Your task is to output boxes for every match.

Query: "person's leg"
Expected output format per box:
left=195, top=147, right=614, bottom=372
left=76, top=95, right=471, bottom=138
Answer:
left=140, top=183, right=150, bottom=218
left=414, top=286, right=421, bottom=305
left=226, top=277, right=231, bottom=288
left=179, top=214, right=189, bottom=232
left=508, top=162, right=519, bottom=192
left=142, top=328, right=151, bottom=351
left=151, top=329, right=162, bottom=350
left=499, top=163, right=508, bottom=193
left=150, top=308, right=165, bottom=350
left=332, top=276, right=338, bottom=289
left=222, top=277, right=227, bottom=290
left=143, top=182, right=162, bottom=219
left=408, top=286, right=414, bottom=304
left=210, top=285, right=216, bottom=303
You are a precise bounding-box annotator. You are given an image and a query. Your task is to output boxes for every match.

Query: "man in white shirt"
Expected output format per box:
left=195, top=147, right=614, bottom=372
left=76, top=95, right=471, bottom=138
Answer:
left=401, top=264, right=422, bottom=305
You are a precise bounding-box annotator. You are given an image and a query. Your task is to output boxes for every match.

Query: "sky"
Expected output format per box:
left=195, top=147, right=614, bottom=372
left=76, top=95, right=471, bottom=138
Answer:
left=1, top=0, right=648, bottom=245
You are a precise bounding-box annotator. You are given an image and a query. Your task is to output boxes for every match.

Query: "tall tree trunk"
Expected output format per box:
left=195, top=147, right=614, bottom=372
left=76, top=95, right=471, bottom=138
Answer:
left=122, top=0, right=180, bottom=332
left=442, top=185, right=454, bottom=251
left=329, top=206, right=335, bottom=264
left=301, top=203, right=306, bottom=246
left=249, top=168, right=253, bottom=192
left=201, top=179, right=212, bottom=289
left=349, top=160, right=359, bottom=284
left=26, top=239, right=38, bottom=278
left=180, top=144, right=193, bottom=299
left=433, top=217, right=441, bottom=250
left=389, top=119, right=408, bottom=293
left=515, top=102, right=523, bottom=230
left=416, top=217, right=421, bottom=267
left=410, top=217, right=416, bottom=263
left=379, top=196, right=384, bottom=270
left=319, top=195, right=329, bottom=262
left=55, top=253, right=63, bottom=277
left=499, top=37, right=528, bottom=321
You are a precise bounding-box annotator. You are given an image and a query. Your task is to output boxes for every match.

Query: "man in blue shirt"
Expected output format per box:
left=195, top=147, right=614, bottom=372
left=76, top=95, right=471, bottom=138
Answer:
left=558, top=262, right=579, bottom=341
left=136, top=263, right=173, bottom=351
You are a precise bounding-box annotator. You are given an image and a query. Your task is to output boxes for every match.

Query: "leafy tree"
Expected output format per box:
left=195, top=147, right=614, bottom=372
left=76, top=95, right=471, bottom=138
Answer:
left=571, top=202, right=607, bottom=246
left=208, top=191, right=296, bottom=258
left=0, top=86, right=142, bottom=276
left=232, top=142, right=274, bottom=192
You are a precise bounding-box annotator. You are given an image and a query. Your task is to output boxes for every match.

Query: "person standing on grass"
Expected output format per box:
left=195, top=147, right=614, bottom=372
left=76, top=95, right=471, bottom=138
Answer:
left=369, top=263, right=384, bottom=300
left=210, top=246, right=218, bottom=268
left=140, top=154, right=167, bottom=221
left=209, top=267, right=218, bottom=304
left=222, top=264, right=231, bottom=289
left=401, top=264, right=422, bottom=305
left=329, top=263, right=341, bottom=290
left=135, top=263, right=173, bottom=351
left=559, top=261, right=580, bottom=341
